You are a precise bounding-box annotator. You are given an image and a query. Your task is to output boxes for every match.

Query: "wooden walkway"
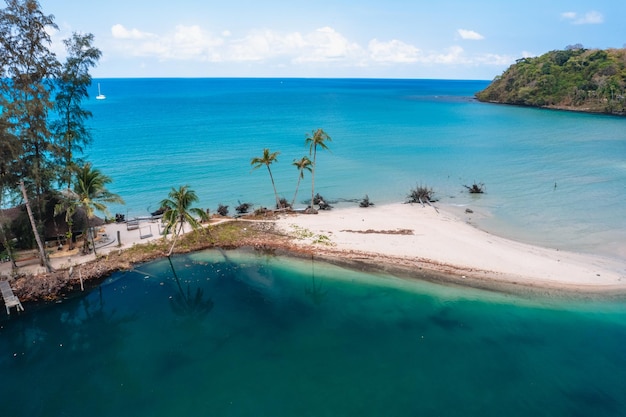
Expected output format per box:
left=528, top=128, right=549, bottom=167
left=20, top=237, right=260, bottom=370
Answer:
left=0, top=280, right=24, bottom=315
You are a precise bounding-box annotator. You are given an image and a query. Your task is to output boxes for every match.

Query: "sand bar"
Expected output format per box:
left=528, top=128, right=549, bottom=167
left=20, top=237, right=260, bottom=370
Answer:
left=3, top=203, right=625, bottom=298
left=274, top=203, right=626, bottom=294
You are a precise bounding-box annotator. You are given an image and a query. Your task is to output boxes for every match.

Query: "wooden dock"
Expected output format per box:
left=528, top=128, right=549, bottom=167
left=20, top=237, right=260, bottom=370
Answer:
left=0, top=280, right=24, bottom=315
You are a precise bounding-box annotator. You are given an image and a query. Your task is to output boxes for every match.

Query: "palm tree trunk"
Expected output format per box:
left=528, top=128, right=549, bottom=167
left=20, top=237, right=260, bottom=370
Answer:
left=90, top=220, right=98, bottom=256
left=310, top=147, right=317, bottom=213
left=19, top=180, right=53, bottom=272
left=291, top=176, right=302, bottom=208
left=167, top=220, right=184, bottom=257
left=267, top=166, right=281, bottom=209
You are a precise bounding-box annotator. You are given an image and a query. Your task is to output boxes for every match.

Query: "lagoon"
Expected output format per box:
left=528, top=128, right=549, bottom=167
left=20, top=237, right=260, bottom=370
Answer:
left=2, top=249, right=626, bottom=416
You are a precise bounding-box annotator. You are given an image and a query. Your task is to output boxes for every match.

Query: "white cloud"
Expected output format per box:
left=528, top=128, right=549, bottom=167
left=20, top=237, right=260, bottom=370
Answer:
left=295, top=27, right=363, bottom=63
left=368, top=39, right=420, bottom=63
left=561, top=10, right=604, bottom=25
left=110, top=24, right=224, bottom=61
left=106, top=23, right=513, bottom=73
left=457, top=29, right=485, bottom=40
left=111, top=24, right=156, bottom=40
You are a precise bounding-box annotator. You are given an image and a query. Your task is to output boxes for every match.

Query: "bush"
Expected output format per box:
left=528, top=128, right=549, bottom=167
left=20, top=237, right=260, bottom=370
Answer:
left=464, top=182, right=485, bottom=194
left=235, top=202, right=251, bottom=214
left=314, top=193, right=331, bottom=210
left=277, top=197, right=291, bottom=210
left=216, top=204, right=229, bottom=216
left=407, top=184, right=436, bottom=204
left=359, top=194, right=374, bottom=208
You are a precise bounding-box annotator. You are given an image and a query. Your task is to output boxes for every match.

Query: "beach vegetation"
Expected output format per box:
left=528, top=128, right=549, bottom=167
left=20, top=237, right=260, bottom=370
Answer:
left=313, top=193, right=332, bottom=210
left=74, top=163, right=125, bottom=255
left=51, top=32, right=102, bottom=189
left=305, top=128, right=332, bottom=213
left=476, top=47, right=626, bottom=115
left=251, top=148, right=283, bottom=209
left=159, top=185, right=208, bottom=257
left=464, top=182, right=485, bottom=194
left=278, top=197, right=291, bottom=210
left=359, top=194, right=375, bottom=208
left=1, top=1, right=109, bottom=267
left=54, top=188, right=79, bottom=250
left=235, top=202, right=252, bottom=215
left=216, top=204, right=229, bottom=216
left=291, top=155, right=312, bottom=208
left=288, top=224, right=333, bottom=245
left=1, top=0, right=60, bottom=267
left=407, top=184, right=436, bottom=204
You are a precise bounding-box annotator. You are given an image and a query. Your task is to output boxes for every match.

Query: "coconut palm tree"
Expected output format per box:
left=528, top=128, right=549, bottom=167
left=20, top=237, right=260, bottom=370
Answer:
left=160, top=185, right=208, bottom=257
left=54, top=188, right=79, bottom=250
left=304, top=128, right=332, bottom=213
left=74, top=163, right=124, bottom=255
left=291, top=156, right=312, bottom=208
left=250, top=148, right=282, bottom=209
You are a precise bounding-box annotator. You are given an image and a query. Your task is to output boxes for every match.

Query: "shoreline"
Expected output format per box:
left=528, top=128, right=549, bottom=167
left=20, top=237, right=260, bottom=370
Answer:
left=2, top=202, right=626, bottom=310
left=273, top=202, right=626, bottom=295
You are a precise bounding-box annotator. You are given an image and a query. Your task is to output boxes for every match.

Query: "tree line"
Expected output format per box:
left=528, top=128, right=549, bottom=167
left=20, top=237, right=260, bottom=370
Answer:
left=0, top=0, right=121, bottom=271
left=475, top=46, right=626, bottom=115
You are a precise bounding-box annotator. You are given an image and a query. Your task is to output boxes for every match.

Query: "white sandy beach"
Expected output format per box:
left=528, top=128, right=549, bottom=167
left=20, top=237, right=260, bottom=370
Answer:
left=274, top=203, right=626, bottom=292
left=3, top=202, right=625, bottom=295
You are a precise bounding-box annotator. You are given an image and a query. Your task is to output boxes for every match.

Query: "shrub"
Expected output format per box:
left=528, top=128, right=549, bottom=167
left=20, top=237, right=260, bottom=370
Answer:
left=464, top=182, right=486, bottom=194
left=216, top=204, right=229, bottom=216
left=359, top=194, right=374, bottom=208
left=407, top=184, right=436, bottom=204
left=277, top=197, right=291, bottom=210
left=235, top=202, right=251, bottom=214
left=314, top=193, right=332, bottom=210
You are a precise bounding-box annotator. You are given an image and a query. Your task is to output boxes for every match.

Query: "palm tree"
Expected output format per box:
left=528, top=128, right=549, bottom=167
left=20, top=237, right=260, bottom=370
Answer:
left=54, top=188, right=79, bottom=250
left=291, top=156, right=312, bottom=207
left=74, top=163, right=124, bottom=255
left=250, top=148, right=282, bottom=209
left=160, top=185, right=208, bottom=257
left=304, top=128, right=332, bottom=213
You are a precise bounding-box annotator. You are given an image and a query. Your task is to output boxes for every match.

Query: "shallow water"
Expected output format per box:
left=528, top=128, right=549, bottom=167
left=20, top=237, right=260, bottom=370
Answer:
left=2, top=249, right=625, bottom=416
left=83, top=78, right=626, bottom=259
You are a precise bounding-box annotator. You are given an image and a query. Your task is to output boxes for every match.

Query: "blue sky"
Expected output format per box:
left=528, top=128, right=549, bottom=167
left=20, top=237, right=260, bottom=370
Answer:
left=44, top=0, right=625, bottom=80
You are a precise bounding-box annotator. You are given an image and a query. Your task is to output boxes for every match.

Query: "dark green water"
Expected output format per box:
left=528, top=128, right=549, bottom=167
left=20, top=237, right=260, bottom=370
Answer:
left=2, top=249, right=626, bottom=417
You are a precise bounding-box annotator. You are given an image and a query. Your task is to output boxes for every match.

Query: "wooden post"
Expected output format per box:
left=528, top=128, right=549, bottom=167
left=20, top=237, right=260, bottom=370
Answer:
left=117, top=230, right=121, bottom=247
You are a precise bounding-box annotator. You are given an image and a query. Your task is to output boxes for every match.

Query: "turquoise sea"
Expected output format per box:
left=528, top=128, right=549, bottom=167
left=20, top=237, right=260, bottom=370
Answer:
left=2, top=79, right=626, bottom=416
left=83, top=78, right=626, bottom=259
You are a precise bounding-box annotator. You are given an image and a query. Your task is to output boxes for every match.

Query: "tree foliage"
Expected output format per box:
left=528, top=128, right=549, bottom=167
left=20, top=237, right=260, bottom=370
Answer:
left=51, top=32, right=102, bottom=189
left=0, top=0, right=60, bottom=211
left=160, top=185, right=208, bottom=256
left=305, top=128, right=332, bottom=213
left=0, top=1, right=108, bottom=256
left=476, top=47, right=626, bottom=115
left=250, top=148, right=282, bottom=209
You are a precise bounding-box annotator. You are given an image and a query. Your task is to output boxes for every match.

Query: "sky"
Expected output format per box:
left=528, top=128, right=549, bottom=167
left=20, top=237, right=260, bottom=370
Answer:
left=41, top=0, right=625, bottom=80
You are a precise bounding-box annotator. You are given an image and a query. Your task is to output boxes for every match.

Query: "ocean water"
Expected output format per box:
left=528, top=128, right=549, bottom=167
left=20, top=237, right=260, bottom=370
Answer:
left=2, top=79, right=625, bottom=416
left=1, top=248, right=626, bottom=417
left=83, top=78, right=626, bottom=260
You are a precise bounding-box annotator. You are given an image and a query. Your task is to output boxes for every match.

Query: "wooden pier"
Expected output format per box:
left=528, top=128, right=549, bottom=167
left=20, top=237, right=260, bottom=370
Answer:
left=0, top=280, right=24, bottom=315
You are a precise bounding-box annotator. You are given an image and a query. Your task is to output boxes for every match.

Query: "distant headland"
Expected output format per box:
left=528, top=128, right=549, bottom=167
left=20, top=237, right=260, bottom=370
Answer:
left=476, top=46, right=626, bottom=116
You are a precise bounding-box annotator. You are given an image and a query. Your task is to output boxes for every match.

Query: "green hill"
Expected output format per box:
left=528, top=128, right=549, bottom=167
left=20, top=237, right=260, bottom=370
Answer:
left=475, top=47, right=626, bottom=116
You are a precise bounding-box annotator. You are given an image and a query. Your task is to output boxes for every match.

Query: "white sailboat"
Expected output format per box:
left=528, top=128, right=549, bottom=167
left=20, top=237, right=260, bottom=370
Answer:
left=96, top=83, right=106, bottom=100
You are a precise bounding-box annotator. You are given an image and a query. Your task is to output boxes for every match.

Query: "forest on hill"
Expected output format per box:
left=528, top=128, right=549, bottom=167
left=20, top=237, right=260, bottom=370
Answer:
left=475, top=46, right=626, bottom=116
